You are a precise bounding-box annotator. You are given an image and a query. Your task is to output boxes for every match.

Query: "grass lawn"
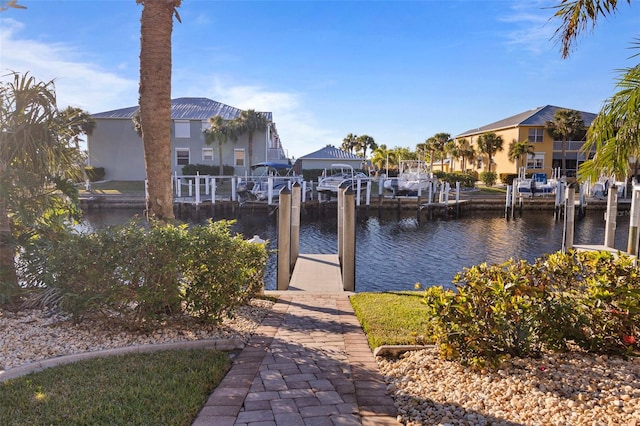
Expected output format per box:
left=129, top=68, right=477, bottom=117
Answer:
left=350, top=291, right=434, bottom=349
left=0, top=349, right=230, bottom=426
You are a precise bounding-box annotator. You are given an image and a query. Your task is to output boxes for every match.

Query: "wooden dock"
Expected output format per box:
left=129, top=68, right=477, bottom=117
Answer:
left=288, top=254, right=344, bottom=293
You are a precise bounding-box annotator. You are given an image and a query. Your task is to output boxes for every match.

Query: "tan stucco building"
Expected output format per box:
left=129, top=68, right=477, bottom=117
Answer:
left=455, top=105, right=597, bottom=181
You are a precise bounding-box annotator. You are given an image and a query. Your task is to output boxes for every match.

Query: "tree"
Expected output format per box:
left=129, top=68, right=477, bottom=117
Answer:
left=551, top=0, right=638, bottom=181
left=477, top=132, right=504, bottom=172
left=204, top=115, right=238, bottom=175
left=546, top=108, right=585, bottom=177
left=445, top=139, right=460, bottom=172
left=356, top=134, right=377, bottom=160
left=370, top=144, right=398, bottom=172
left=341, top=133, right=358, bottom=153
left=457, top=138, right=476, bottom=172
left=431, top=132, right=452, bottom=172
left=137, top=0, right=181, bottom=221
left=508, top=139, right=535, bottom=174
left=236, top=109, right=268, bottom=168
left=423, top=137, right=437, bottom=171
left=0, top=72, right=94, bottom=304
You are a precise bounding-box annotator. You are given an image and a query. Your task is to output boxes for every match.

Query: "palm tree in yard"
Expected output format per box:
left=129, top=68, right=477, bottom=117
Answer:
left=341, top=133, right=358, bottom=154
left=236, top=109, right=268, bottom=169
left=508, top=139, right=535, bottom=175
left=204, top=116, right=238, bottom=175
left=457, top=138, right=476, bottom=172
left=477, top=132, right=504, bottom=172
left=551, top=0, right=639, bottom=181
left=445, top=139, right=459, bottom=172
left=137, top=0, right=181, bottom=221
left=356, top=134, right=377, bottom=160
left=431, top=132, right=452, bottom=172
left=546, top=109, right=585, bottom=177
left=0, top=72, right=95, bottom=304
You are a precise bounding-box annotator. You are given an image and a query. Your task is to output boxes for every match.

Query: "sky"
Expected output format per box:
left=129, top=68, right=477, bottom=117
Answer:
left=1, top=0, right=639, bottom=160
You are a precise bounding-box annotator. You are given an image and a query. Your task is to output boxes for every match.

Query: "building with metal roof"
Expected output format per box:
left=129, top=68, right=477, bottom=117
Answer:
left=293, top=145, right=365, bottom=172
left=88, top=97, right=285, bottom=180
left=455, top=105, right=597, bottom=180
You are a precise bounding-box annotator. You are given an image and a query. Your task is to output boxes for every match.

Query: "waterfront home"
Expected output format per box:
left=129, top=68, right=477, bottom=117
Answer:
left=293, top=145, right=365, bottom=174
left=87, top=97, right=288, bottom=181
left=456, top=105, right=597, bottom=180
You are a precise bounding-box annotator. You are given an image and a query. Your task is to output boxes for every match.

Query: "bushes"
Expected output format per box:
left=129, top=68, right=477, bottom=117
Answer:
left=181, top=164, right=234, bottom=176
left=479, top=171, right=497, bottom=186
left=423, top=250, right=640, bottom=367
left=84, top=166, right=105, bottom=182
left=433, top=171, right=477, bottom=188
left=19, top=220, right=267, bottom=328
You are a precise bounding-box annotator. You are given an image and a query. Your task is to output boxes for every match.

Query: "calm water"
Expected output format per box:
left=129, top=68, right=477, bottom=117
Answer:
left=80, top=208, right=631, bottom=292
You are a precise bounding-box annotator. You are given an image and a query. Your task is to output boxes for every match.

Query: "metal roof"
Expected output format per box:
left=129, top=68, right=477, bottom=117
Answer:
left=91, top=97, right=272, bottom=121
left=456, top=105, right=597, bottom=138
left=298, top=146, right=362, bottom=160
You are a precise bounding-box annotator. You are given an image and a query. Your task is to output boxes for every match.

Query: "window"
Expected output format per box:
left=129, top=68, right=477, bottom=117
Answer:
left=201, top=120, right=209, bottom=132
left=176, top=148, right=190, bottom=166
left=526, top=153, right=544, bottom=169
left=175, top=120, right=190, bottom=138
left=528, top=128, right=544, bottom=143
left=234, top=148, right=245, bottom=167
left=202, top=148, right=214, bottom=161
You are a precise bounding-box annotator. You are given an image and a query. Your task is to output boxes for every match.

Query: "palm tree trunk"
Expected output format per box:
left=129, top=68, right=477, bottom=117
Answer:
left=139, top=0, right=175, bottom=221
left=247, top=133, right=253, bottom=168
left=218, top=142, right=224, bottom=176
left=561, top=139, right=567, bottom=177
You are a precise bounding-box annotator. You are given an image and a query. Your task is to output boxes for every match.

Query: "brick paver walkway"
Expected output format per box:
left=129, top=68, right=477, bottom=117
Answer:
left=192, top=293, right=398, bottom=426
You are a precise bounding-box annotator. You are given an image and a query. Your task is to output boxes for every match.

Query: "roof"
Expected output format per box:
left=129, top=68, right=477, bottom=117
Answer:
left=298, top=146, right=362, bottom=161
left=91, top=97, right=272, bottom=121
left=456, top=105, right=597, bottom=138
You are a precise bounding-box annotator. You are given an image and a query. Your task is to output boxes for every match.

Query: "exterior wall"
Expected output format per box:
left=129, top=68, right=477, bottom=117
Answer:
left=299, top=159, right=363, bottom=171
left=89, top=118, right=276, bottom=180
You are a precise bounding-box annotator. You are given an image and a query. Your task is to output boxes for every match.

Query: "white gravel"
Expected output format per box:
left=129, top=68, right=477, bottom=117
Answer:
left=0, top=299, right=274, bottom=373
left=378, top=347, right=640, bottom=426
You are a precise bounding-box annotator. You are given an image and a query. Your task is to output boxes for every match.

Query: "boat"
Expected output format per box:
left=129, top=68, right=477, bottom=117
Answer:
left=383, top=160, right=433, bottom=196
left=517, top=169, right=561, bottom=197
left=317, top=163, right=369, bottom=195
left=237, top=162, right=302, bottom=201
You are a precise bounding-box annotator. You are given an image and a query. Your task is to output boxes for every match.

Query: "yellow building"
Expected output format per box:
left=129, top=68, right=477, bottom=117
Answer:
left=455, top=105, right=597, bottom=181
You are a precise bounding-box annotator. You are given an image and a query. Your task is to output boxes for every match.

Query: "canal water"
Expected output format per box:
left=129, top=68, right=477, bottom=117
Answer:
left=80, top=208, right=631, bottom=293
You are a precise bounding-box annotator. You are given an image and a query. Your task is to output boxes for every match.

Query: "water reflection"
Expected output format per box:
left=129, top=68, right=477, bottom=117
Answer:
left=80, top=208, right=630, bottom=293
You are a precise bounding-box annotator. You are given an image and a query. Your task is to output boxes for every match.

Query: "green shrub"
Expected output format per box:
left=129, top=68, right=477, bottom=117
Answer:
left=181, top=164, right=234, bottom=176
left=19, top=219, right=267, bottom=328
left=84, top=166, right=105, bottom=182
left=432, top=171, right=476, bottom=189
left=479, top=171, right=497, bottom=186
left=423, top=250, right=640, bottom=368
left=499, top=173, right=517, bottom=185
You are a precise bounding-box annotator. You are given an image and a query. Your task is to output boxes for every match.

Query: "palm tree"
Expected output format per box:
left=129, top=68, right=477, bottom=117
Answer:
left=235, top=109, right=268, bottom=169
left=477, top=132, right=504, bottom=172
left=431, top=132, right=452, bottom=172
left=204, top=116, right=238, bottom=175
left=508, top=139, right=535, bottom=175
left=445, top=139, right=459, bottom=172
left=551, top=0, right=639, bottom=181
left=341, top=133, right=358, bottom=154
left=370, top=144, right=397, bottom=173
left=0, top=72, right=94, bottom=304
left=356, top=134, right=377, bottom=160
left=546, top=109, right=585, bottom=177
left=137, top=0, right=182, bottom=221
left=456, top=138, right=476, bottom=172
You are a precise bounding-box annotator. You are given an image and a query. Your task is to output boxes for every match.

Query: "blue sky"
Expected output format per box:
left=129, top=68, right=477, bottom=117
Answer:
left=1, top=0, right=638, bottom=159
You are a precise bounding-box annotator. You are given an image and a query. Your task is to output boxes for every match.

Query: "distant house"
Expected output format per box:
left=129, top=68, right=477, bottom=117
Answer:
left=456, top=105, right=597, bottom=180
left=87, top=97, right=287, bottom=181
left=293, top=146, right=364, bottom=173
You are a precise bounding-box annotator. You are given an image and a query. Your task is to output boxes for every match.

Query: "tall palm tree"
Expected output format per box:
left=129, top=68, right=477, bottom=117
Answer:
left=508, top=139, right=535, bottom=174
left=137, top=0, right=182, bottom=221
left=370, top=144, right=397, bottom=172
left=236, top=109, right=268, bottom=168
left=356, top=134, right=377, bottom=160
left=432, top=132, right=452, bottom=172
left=477, top=132, right=504, bottom=173
left=341, top=133, right=358, bottom=153
left=457, top=138, right=476, bottom=172
left=551, top=0, right=638, bottom=181
left=204, top=115, right=238, bottom=175
left=0, top=72, right=94, bottom=304
left=546, top=108, right=585, bottom=177
left=445, top=139, right=459, bottom=172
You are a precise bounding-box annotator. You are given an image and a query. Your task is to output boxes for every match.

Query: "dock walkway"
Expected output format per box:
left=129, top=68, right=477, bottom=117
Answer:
left=192, top=255, right=399, bottom=425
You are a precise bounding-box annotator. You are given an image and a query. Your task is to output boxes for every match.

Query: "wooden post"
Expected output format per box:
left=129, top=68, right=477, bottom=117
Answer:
left=455, top=181, right=460, bottom=218
left=342, top=187, right=356, bottom=292
left=290, top=182, right=301, bottom=272
left=627, top=185, right=640, bottom=256
left=231, top=176, right=237, bottom=201
left=211, top=177, right=217, bottom=205
left=604, top=185, right=618, bottom=248
left=195, top=175, right=201, bottom=205
left=277, top=187, right=291, bottom=290
left=505, top=184, right=512, bottom=220
left=562, top=184, right=576, bottom=252
left=337, top=182, right=348, bottom=265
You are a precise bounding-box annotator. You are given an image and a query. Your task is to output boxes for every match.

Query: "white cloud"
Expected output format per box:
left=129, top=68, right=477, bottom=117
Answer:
left=499, top=1, right=557, bottom=55
left=208, top=79, right=336, bottom=159
left=0, top=18, right=137, bottom=114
